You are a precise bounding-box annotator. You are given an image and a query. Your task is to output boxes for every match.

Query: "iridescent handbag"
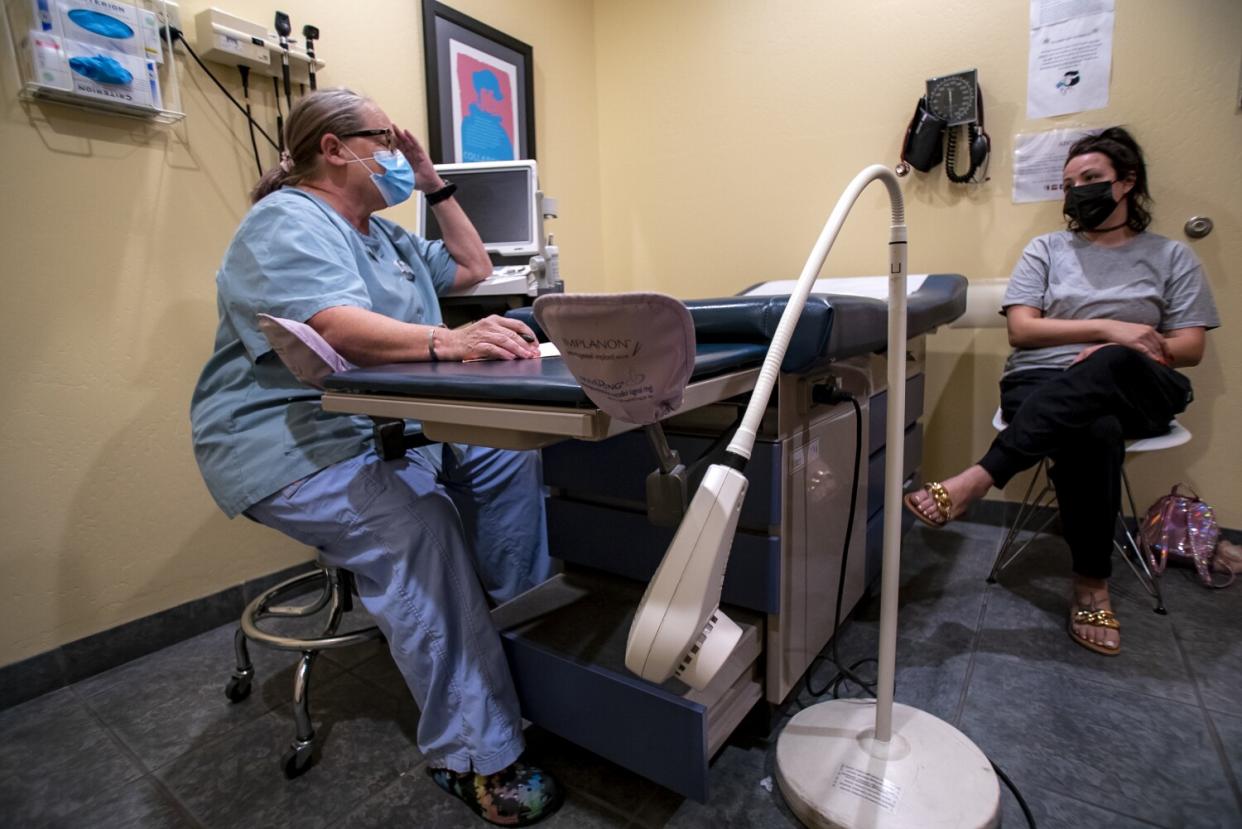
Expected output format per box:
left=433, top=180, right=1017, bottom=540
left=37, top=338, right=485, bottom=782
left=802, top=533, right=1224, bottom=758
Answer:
left=1139, top=485, right=1231, bottom=588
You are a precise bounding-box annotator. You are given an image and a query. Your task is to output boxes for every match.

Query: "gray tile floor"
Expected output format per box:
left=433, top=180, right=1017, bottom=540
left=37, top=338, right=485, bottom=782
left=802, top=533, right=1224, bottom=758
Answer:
left=2, top=522, right=1240, bottom=828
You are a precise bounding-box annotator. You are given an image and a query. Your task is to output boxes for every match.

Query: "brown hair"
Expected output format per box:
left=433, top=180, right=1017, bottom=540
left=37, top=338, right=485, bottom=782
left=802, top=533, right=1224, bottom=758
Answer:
left=1064, top=126, right=1153, bottom=233
left=250, top=87, right=372, bottom=203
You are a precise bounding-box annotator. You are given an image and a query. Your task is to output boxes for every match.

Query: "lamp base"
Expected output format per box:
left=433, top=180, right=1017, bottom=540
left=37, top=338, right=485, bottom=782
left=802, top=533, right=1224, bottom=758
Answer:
left=775, top=700, right=999, bottom=829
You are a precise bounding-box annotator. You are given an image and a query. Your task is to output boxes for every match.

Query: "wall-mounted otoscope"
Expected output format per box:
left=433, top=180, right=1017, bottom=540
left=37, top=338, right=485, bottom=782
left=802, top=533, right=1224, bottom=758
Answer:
left=302, top=25, right=319, bottom=91
left=274, top=11, right=293, bottom=110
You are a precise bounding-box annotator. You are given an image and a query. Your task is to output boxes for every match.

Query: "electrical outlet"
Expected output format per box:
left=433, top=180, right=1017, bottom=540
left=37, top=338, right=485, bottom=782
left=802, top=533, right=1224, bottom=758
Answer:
left=143, top=0, right=181, bottom=33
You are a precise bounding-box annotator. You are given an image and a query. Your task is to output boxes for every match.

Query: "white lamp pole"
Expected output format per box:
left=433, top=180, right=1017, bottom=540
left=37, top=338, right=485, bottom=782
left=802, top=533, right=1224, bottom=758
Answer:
left=774, top=166, right=999, bottom=829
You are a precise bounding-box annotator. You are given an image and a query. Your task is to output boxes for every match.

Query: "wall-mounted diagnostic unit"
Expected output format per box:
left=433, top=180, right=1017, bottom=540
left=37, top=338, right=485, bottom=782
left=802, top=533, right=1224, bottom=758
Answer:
left=192, top=7, right=323, bottom=83
left=418, top=160, right=564, bottom=307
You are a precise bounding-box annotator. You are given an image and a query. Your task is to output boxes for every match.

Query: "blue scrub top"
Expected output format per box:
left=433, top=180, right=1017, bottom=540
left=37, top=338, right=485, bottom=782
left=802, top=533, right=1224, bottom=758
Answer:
left=190, top=187, right=458, bottom=517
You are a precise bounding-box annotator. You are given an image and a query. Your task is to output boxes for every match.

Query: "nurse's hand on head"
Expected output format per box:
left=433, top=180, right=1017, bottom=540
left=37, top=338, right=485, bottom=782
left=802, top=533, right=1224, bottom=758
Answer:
left=392, top=125, right=444, bottom=193
left=440, top=315, right=541, bottom=361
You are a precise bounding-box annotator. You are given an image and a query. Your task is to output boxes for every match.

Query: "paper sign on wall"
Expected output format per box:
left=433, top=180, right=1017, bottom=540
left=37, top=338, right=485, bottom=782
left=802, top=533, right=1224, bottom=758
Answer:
left=1028, top=0, right=1115, bottom=119
left=1012, top=127, right=1098, bottom=203
left=1030, top=0, right=1112, bottom=28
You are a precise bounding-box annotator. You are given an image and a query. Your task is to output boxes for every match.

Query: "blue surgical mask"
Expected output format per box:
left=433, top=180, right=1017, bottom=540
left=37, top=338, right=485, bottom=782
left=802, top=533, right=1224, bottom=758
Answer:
left=346, top=147, right=416, bottom=207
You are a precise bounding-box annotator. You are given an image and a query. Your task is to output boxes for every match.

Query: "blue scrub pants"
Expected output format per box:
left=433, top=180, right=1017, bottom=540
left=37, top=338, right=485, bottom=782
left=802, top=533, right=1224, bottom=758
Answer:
left=246, top=444, right=552, bottom=775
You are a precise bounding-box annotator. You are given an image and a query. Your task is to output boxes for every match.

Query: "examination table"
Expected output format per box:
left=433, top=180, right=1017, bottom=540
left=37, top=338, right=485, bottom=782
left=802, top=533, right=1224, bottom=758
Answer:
left=319, top=274, right=967, bottom=801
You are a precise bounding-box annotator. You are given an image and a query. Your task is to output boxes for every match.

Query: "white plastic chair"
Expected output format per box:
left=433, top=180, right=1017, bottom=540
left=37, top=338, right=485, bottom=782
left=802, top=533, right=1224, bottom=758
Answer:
left=985, top=408, right=1190, bottom=614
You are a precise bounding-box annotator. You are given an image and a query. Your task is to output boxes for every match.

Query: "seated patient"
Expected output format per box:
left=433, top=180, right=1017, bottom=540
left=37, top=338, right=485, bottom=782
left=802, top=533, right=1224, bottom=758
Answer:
left=190, top=88, right=561, bottom=826
left=904, top=127, right=1219, bottom=656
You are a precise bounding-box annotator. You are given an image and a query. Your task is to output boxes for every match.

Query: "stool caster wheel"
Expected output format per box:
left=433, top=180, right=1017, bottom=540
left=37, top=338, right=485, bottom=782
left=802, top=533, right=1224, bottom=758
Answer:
left=281, top=743, right=314, bottom=779
left=224, top=676, right=252, bottom=703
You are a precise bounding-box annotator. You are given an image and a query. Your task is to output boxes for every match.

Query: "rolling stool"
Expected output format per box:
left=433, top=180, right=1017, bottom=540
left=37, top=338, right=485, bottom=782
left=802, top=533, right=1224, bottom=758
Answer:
left=223, top=418, right=426, bottom=778
left=224, top=564, right=382, bottom=777
left=985, top=407, right=1191, bottom=615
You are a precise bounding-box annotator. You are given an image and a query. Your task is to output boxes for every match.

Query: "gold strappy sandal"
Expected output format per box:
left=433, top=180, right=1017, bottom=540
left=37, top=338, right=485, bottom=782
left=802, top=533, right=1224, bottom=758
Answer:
left=903, top=481, right=954, bottom=528
left=1068, top=608, right=1121, bottom=656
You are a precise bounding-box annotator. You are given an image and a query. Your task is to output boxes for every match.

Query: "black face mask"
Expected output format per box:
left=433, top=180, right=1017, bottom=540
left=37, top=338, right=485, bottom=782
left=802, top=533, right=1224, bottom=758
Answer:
left=1063, top=181, right=1118, bottom=230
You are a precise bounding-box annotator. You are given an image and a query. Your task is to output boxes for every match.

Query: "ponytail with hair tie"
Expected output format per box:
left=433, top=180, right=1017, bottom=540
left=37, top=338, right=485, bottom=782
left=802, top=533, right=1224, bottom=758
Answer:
left=248, top=88, right=372, bottom=204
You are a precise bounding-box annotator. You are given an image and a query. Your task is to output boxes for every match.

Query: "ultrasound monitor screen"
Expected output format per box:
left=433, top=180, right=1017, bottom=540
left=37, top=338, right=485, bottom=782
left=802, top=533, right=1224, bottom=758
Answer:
left=422, top=166, right=535, bottom=254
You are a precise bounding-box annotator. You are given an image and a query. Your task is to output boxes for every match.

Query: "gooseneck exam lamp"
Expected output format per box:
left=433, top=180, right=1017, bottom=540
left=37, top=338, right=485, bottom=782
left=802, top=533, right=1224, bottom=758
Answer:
left=625, top=165, right=999, bottom=828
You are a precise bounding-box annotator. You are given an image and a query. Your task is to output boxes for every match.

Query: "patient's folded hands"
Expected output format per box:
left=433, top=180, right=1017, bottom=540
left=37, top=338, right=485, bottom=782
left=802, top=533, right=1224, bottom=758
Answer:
left=1097, top=320, right=1171, bottom=364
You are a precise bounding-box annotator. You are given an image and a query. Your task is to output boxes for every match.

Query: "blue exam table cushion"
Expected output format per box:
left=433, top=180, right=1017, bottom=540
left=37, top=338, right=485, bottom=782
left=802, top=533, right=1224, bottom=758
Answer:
left=323, top=341, right=766, bottom=405
left=324, top=275, right=966, bottom=400
left=508, top=274, right=965, bottom=373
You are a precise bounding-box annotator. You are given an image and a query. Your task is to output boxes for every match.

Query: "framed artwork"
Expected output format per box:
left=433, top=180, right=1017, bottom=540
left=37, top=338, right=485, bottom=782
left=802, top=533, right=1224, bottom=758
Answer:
left=421, top=1, right=535, bottom=164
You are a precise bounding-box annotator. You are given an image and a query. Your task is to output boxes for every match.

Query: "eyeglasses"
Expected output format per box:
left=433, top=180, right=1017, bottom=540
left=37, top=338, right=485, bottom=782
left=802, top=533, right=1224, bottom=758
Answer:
left=339, top=128, right=396, bottom=150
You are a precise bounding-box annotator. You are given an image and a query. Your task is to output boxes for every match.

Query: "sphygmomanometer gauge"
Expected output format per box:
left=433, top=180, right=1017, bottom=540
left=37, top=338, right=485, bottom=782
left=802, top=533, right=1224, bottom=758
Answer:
left=925, top=68, right=978, bottom=127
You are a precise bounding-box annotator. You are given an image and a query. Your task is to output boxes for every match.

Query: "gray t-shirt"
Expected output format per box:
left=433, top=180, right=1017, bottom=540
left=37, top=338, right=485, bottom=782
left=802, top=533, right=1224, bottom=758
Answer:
left=1001, top=231, right=1220, bottom=375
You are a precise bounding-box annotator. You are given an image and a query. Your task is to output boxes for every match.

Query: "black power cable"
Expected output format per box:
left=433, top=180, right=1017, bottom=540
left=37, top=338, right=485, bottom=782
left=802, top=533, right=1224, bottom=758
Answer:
left=993, top=760, right=1036, bottom=828
left=163, top=27, right=280, bottom=152
left=238, top=65, right=263, bottom=178
left=803, top=389, right=876, bottom=699
left=272, top=75, right=285, bottom=153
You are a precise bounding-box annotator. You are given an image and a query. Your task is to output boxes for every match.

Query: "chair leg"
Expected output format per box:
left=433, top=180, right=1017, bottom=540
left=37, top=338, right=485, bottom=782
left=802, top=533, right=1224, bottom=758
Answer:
left=224, top=627, right=255, bottom=702
left=988, top=460, right=1056, bottom=583
left=321, top=569, right=347, bottom=637
left=1117, top=468, right=1168, bottom=615
left=281, top=650, right=318, bottom=778
left=229, top=566, right=380, bottom=777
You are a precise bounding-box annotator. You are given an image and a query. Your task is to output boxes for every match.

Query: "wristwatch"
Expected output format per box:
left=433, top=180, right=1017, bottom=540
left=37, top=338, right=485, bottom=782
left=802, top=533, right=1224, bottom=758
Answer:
left=425, top=180, right=457, bottom=206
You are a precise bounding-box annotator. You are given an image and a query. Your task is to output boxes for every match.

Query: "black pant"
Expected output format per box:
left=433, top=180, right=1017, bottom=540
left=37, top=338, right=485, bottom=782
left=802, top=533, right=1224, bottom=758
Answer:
left=978, top=346, right=1193, bottom=579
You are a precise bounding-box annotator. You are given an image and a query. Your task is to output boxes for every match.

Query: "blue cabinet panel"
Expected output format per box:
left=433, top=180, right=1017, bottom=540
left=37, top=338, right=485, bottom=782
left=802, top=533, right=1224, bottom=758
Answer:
left=865, top=502, right=920, bottom=587
left=501, top=634, right=710, bottom=801
left=868, top=372, right=926, bottom=456
left=867, top=423, right=924, bottom=520
left=547, top=498, right=781, bottom=614
left=543, top=432, right=781, bottom=529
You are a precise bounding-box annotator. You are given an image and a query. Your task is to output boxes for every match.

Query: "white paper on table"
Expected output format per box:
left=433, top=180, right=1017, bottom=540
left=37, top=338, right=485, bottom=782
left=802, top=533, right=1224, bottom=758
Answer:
left=1027, top=11, right=1115, bottom=119
left=1030, top=0, right=1113, bottom=28
left=1012, top=127, right=1100, bottom=203
left=742, top=275, right=928, bottom=301
left=462, top=340, right=560, bottom=362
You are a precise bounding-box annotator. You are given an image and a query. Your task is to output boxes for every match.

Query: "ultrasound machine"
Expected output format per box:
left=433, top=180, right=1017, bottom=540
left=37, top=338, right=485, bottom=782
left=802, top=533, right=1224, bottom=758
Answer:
left=418, top=160, right=563, bottom=322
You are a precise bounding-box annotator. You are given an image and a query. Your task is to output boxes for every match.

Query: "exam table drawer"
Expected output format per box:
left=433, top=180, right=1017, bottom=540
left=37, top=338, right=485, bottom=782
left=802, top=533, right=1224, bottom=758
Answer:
left=492, top=570, right=763, bottom=803
left=546, top=499, right=781, bottom=614
left=542, top=434, right=781, bottom=530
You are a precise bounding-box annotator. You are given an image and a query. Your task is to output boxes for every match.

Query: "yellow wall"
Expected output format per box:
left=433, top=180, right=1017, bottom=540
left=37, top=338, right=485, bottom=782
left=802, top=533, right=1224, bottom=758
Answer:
left=593, top=0, right=1241, bottom=519
left=1, top=0, right=1238, bottom=668
left=0, top=0, right=603, bottom=666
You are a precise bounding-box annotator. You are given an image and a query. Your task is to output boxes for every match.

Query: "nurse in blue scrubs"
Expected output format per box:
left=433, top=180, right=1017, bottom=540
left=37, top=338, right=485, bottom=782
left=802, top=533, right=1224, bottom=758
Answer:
left=190, top=88, right=561, bottom=827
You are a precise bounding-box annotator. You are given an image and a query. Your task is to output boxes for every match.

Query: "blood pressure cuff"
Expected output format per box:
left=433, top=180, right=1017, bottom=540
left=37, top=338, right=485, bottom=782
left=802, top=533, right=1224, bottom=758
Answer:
left=533, top=292, right=695, bottom=425
left=256, top=313, right=355, bottom=389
